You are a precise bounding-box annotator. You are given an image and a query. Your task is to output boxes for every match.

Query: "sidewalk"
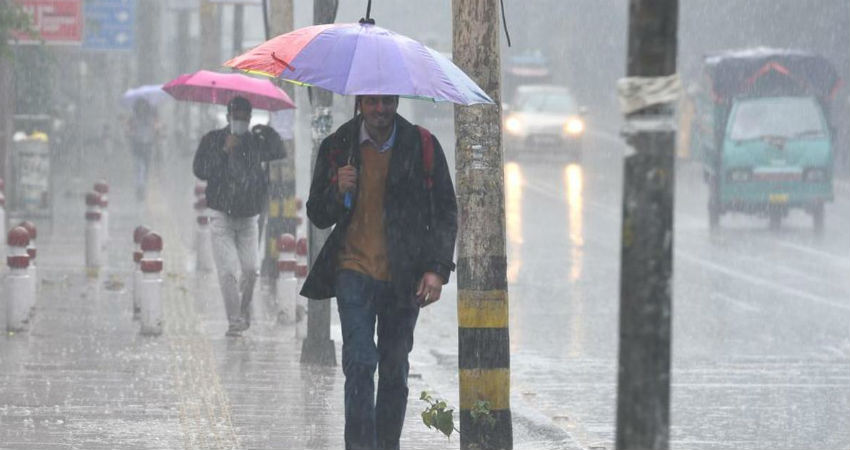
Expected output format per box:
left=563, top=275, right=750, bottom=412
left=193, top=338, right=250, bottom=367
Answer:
left=0, top=157, right=582, bottom=449
left=0, top=179, right=466, bottom=450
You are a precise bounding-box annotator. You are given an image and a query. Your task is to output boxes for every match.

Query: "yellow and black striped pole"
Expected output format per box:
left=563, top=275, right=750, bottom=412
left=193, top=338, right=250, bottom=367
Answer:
left=457, top=289, right=511, bottom=448
left=453, top=0, right=512, bottom=448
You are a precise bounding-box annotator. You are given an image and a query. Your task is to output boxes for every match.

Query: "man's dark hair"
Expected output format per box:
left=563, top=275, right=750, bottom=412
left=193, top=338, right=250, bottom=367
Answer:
left=227, top=96, right=252, bottom=115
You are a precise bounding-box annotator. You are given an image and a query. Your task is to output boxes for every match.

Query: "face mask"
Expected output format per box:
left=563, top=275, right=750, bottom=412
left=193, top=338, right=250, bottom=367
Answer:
left=230, top=120, right=250, bottom=135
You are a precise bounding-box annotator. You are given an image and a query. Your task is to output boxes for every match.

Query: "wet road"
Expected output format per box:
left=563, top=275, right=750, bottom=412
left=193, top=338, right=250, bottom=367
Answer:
left=410, top=125, right=850, bottom=450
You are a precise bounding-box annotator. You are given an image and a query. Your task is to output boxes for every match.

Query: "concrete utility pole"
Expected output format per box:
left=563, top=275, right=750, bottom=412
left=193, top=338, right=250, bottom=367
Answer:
left=261, top=0, right=297, bottom=279
left=452, top=1, right=512, bottom=448
left=300, top=0, right=338, bottom=366
left=615, top=1, right=678, bottom=450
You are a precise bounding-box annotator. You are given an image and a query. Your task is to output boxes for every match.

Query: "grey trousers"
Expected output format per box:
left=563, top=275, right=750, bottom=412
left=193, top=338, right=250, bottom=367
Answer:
left=209, top=210, right=259, bottom=327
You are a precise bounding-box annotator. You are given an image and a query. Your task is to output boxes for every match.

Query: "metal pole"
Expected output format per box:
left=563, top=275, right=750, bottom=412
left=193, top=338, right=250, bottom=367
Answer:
left=199, top=0, right=222, bottom=130
left=453, top=0, right=512, bottom=448
left=615, top=1, right=678, bottom=449
left=300, top=0, right=339, bottom=366
left=0, top=59, right=13, bottom=200
left=136, top=0, right=160, bottom=85
left=175, top=8, right=191, bottom=158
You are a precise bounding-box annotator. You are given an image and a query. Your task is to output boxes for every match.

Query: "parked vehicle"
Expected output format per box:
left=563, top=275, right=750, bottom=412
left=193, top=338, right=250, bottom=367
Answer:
left=691, top=48, right=841, bottom=231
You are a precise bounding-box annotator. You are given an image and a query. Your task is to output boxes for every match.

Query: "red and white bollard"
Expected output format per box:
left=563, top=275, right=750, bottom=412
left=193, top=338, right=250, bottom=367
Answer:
left=295, top=237, right=309, bottom=339
left=194, top=196, right=214, bottom=273
left=132, top=225, right=150, bottom=320
left=139, top=232, right=163, bottom=336
left=295, top=197, right=305, bottom=243
left=0, top=190, right=6, bottom=258
left=94, top=180, right=109, bottom=255
left=17, top=221, right=37, bottom=317
left=193, top=182, right=206, bottom=250
left=275, top=233, right=297, bottom=324
left=85, top=192, right=103, bottom=275
left=6, top=227, right=31, bottom=332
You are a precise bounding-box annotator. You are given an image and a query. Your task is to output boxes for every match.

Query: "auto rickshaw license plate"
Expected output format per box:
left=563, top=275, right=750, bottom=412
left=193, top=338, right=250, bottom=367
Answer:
left=769, top=194, right=789, bottom=204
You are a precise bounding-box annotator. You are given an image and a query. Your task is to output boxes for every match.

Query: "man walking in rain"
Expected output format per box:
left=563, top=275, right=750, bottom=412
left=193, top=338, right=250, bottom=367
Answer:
left=193, top=96, right=284, bottom=337
left=301, top=95, right=458, bottom=450
left=126, top=99, right=160, bottom=200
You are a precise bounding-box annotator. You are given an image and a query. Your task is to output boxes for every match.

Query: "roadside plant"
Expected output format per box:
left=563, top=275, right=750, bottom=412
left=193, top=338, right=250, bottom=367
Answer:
left=420, top=391, right=496, bottom=440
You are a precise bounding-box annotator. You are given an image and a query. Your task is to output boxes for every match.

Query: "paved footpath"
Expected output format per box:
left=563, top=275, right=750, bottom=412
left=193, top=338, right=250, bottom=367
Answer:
left=0, top=168, right=579, bottom=450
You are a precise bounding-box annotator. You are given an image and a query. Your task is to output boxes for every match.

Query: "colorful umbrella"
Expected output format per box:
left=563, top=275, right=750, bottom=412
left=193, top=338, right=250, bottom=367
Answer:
left=224, top=21, right=493, bottom=105
left=162, top=70, right=295, bottom=111
left=121, top=84, right=170, bottom=108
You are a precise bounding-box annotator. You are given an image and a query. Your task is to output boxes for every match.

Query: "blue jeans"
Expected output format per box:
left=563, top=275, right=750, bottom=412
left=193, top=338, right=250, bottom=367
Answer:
left=335, top=270, right=420, bottom=450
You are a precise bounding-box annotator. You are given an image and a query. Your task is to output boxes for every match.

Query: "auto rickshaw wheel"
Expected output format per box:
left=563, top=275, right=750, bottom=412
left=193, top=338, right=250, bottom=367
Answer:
left=768, top=209, right=782, bottom=230
left=708, top=201, right=720, bottom=230
left=812, top=203, right=825, bottom=234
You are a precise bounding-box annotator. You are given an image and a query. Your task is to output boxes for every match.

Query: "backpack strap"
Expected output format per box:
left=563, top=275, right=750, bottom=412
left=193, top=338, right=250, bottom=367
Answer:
left=417, top=126, right=434, bottom=189
left=417, top=125, right=437, bottom=232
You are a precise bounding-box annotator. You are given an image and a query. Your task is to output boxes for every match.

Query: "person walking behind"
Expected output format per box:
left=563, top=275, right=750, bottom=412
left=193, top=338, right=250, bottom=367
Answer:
left=301, top=95, right=458, bottom=450
left=193, top=96, right=284, bottom=337
left=126, top=99, right=160, bottom=200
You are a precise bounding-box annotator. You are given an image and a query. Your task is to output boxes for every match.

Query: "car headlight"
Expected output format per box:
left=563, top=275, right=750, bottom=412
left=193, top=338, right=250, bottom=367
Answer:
left=564, top=117, right=585, bottom=136
left=804, top=168, right=828, bottom=182
left=505, top=116, right=524, bottom=135
left=726, top=168, right=751, bottom=183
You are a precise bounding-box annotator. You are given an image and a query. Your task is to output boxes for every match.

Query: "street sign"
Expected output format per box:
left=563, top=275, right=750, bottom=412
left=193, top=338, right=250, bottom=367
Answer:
left=169, top=0, right=199, bottom=10
left=12, top=0, right=83, bottom=45
left=83, top=0, right=135, bottom=50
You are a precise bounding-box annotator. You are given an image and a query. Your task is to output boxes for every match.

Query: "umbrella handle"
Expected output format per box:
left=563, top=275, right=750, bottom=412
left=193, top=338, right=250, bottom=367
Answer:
left=344, top=191, right=352, bottom=210
left=271, top=52, right=295, bottom=72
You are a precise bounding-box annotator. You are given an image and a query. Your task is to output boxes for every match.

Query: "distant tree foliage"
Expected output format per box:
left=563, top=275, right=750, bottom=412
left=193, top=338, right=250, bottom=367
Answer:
left=14, top=45, right=54, bottom=115
left=0, top=0, right=38, bottom=58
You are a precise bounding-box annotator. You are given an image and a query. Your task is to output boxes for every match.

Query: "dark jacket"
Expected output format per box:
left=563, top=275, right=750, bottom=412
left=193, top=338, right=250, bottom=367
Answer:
left=193, top=125, right=284, bottom=217
left=300, top=114, right=458, bottom=304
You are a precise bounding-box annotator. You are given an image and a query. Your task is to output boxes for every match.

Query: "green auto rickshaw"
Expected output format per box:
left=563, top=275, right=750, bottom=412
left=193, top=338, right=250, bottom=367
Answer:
left=692, top=48, right=840, bottom=232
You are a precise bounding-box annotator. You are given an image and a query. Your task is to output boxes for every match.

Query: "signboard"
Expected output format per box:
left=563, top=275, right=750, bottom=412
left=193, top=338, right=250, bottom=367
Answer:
left=12, top=0, right=83, bottom=44
left=12, top=138, right=51, bottom=213
left=208, top=0, right=261, bottom=4
left=82, top=0, right=134, bottom=50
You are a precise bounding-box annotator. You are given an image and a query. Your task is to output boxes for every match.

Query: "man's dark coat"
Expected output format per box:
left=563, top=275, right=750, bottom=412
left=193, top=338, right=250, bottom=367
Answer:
left=193, top=125, right=284, bottom=217
left=300, top=114, right=458, bottom=304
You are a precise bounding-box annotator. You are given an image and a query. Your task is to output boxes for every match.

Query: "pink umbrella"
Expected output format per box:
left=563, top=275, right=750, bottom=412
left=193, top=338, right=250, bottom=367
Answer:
left=162, top=70, right=295, bottom=111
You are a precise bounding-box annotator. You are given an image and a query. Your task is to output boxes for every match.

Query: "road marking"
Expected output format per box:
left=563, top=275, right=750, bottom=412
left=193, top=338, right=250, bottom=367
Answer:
left=772, top=240, right=850, bottom=268
left=710, top=292, right=762, bottom=313
left=587, top=128, right=626, bottom=147
left=678, top=250, right=850, bottom=312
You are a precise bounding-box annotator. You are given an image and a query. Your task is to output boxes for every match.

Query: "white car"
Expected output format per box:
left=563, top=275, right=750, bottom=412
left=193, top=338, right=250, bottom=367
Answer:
left=503, top=85, right=585, bottom=160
